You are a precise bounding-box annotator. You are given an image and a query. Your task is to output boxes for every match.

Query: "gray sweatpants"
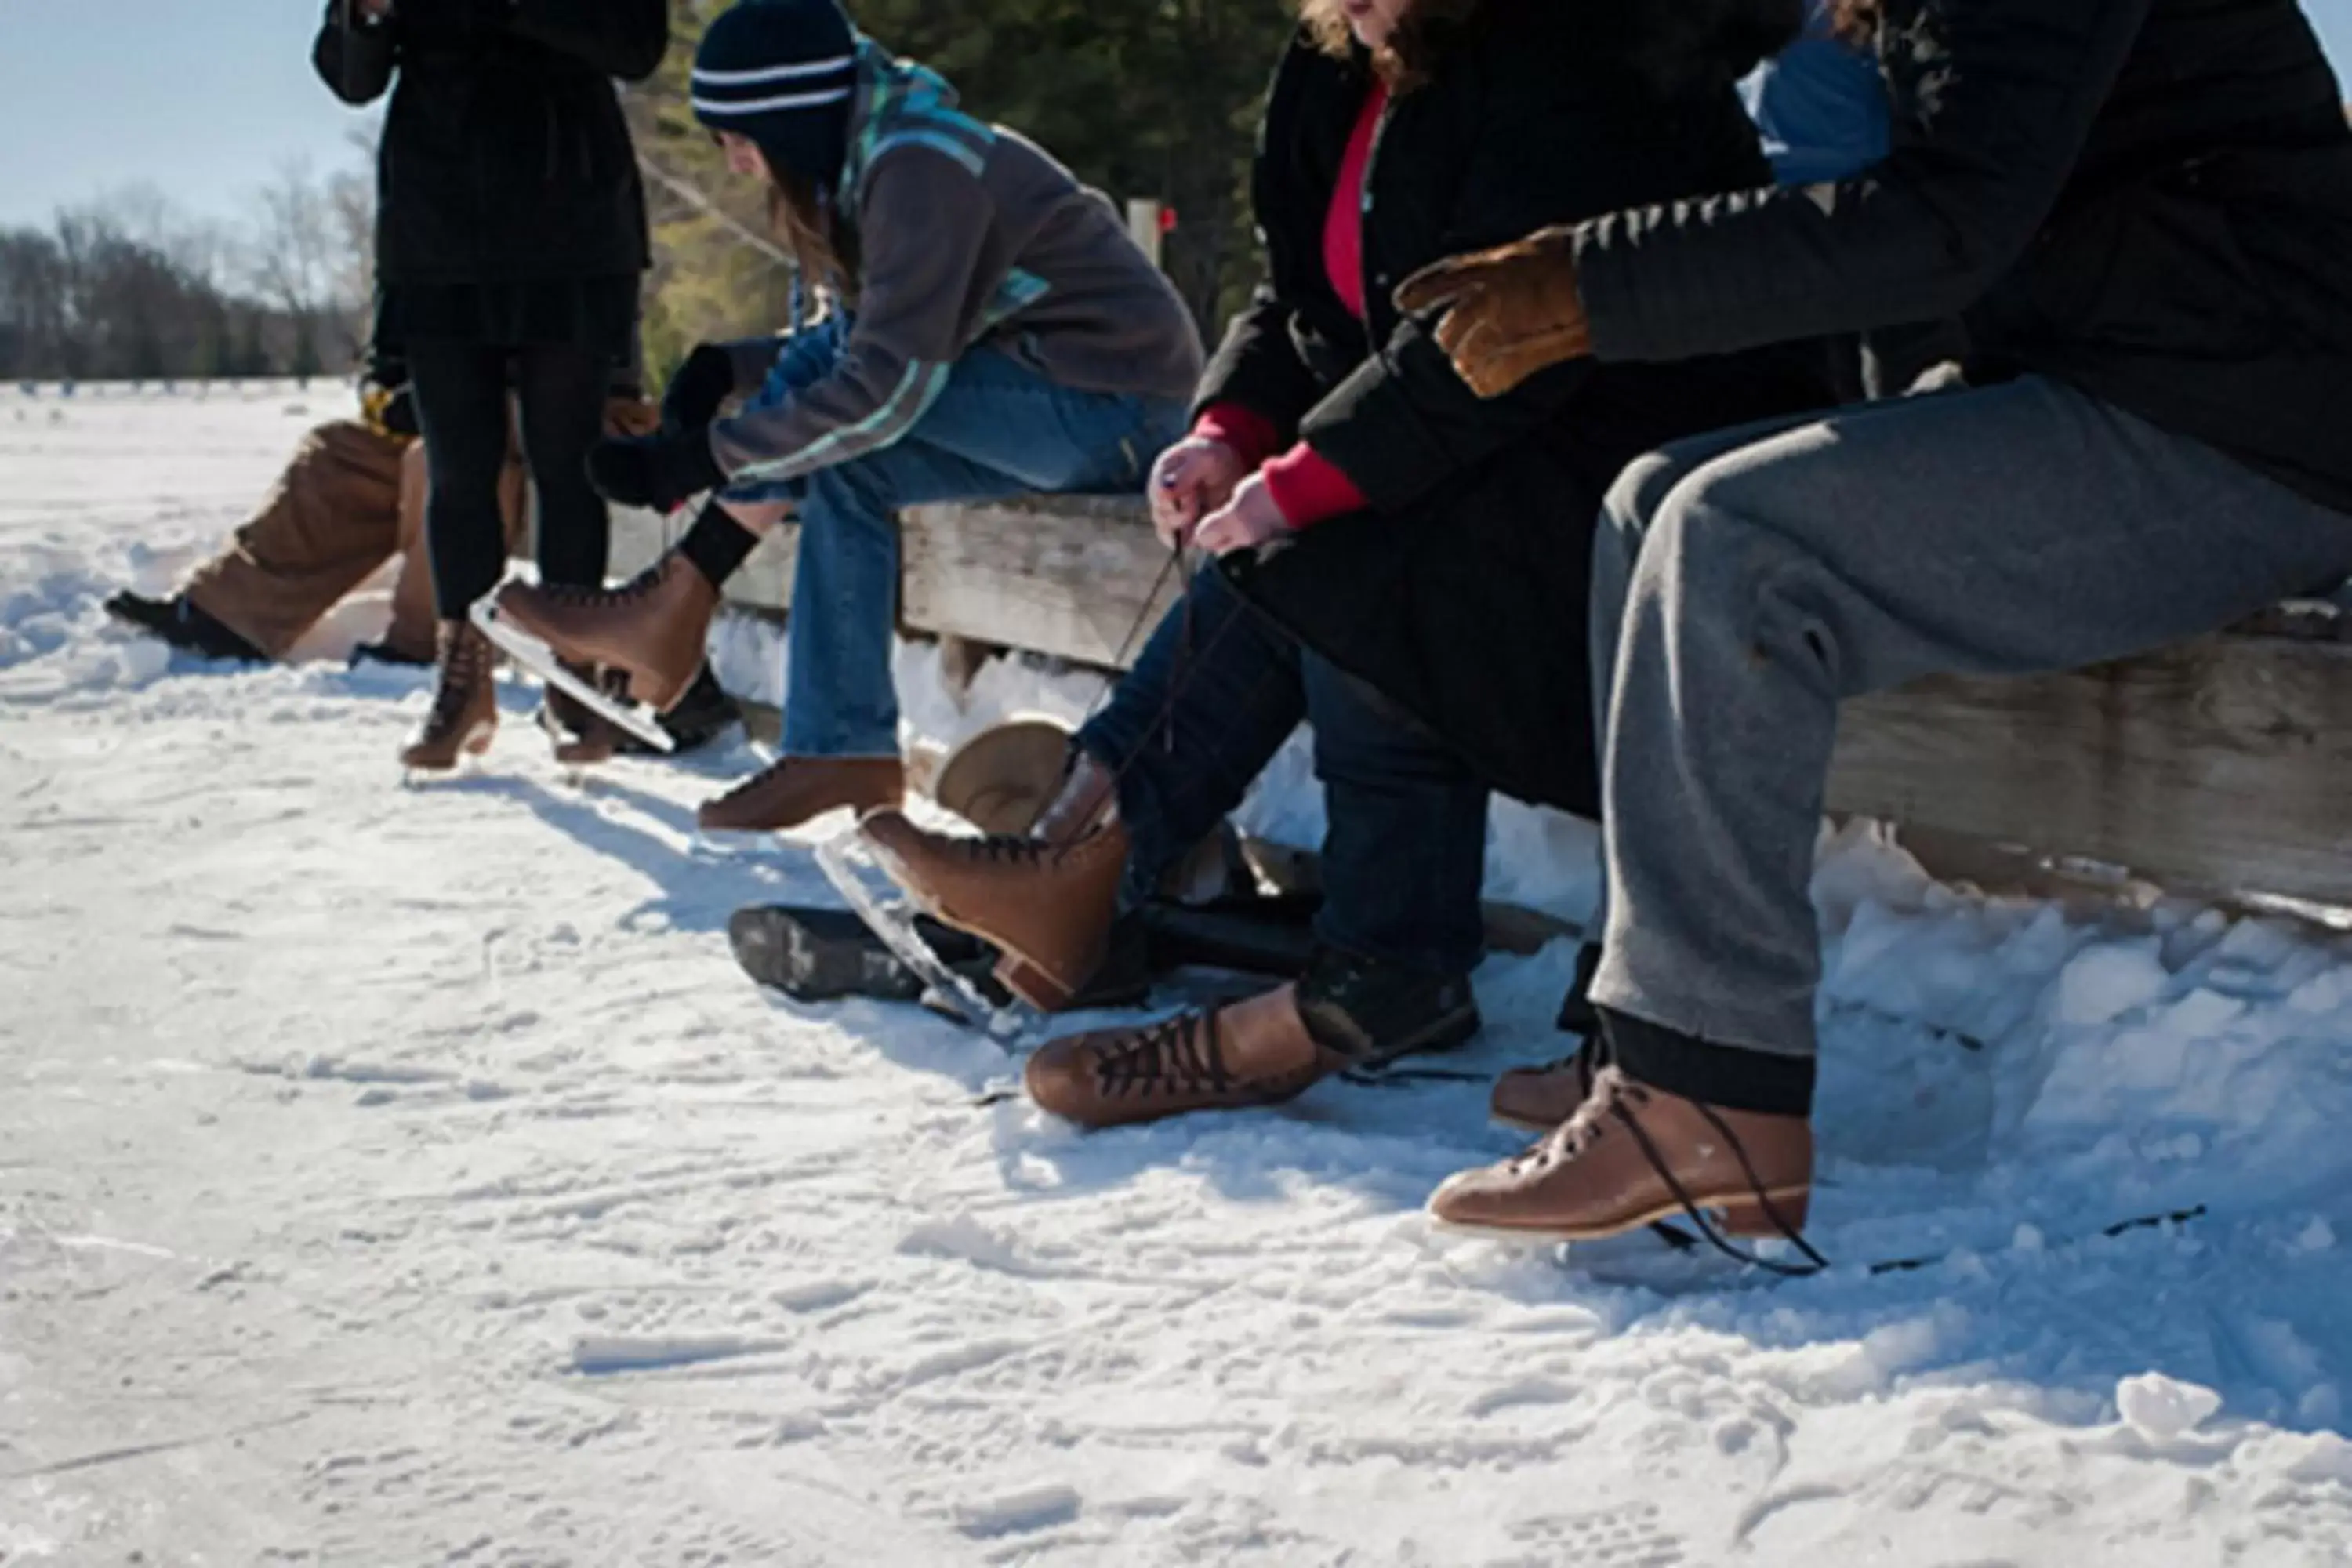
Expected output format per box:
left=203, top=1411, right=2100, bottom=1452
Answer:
left=1590, top=374, right=2352, bottom=1061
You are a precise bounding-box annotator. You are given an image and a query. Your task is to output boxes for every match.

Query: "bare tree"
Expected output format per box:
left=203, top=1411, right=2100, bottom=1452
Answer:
left=247, top=158, right=354, bottom=381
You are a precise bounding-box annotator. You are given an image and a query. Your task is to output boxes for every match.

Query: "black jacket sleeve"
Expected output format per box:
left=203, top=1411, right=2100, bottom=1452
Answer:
left=1194, top=286, right=1327, bottom=437
left=1573, top=0, right=2152, bottom=362
left=502, top=0, right=670, bottom=83
left=313, top=2, right=397, bottom=106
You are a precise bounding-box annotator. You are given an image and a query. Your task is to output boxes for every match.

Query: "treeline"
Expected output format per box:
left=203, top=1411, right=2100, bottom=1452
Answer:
left=5, top=0, right=1295, bottom=388
left=0, top=165, right=372, bottom=384
left=628, top=0, right=1294, bottom=384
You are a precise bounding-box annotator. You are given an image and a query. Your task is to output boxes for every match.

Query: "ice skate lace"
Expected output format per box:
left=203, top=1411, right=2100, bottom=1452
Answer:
left=1509, top=1068, right=1831, bottom=1277
left=534, top=561, right=666, bottom=609
left=1089, top=1011, right=1237, bottom=1100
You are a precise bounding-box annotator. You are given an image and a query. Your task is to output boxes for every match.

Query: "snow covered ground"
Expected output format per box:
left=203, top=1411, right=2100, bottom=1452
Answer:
left=6, top=384, right=2352, bottom=1566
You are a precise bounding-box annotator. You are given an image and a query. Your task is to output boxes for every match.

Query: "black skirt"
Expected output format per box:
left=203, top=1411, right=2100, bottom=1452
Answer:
left=377, top=274, right=638, bottom=362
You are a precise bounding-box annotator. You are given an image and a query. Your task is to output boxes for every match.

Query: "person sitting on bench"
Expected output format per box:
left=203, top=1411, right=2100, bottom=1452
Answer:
left=485, top=0, right=1203, bottom=832
left=1401, top=0, right=2352, bottom=1248
left=855, top=0, right=1836, bottom=1129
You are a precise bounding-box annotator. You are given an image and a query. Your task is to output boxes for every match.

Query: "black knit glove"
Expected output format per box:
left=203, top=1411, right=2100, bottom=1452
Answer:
left=387, top=0, right=504, bottom=33
left=588, top=430, right=727, bottom=513
left=661, top=343, right=738, bottom=436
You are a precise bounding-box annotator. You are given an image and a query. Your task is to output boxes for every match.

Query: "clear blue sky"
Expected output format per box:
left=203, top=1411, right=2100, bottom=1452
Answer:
left=6, top=0, right=2352, bottom=230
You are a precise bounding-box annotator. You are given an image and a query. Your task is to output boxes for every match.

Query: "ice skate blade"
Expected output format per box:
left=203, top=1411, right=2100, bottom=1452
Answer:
left=815, top=829, right=1024, bottom=1042
left=470, top=598, right=673, bottom=753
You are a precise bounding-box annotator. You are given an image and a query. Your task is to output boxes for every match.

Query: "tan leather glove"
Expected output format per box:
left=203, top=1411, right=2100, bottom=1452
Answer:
left=1393, top=225, right=1592, bottom=398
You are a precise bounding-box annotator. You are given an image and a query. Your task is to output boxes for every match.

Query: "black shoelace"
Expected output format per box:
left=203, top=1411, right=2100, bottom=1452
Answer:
left=1522, top=1072, right=1831, bottom=1278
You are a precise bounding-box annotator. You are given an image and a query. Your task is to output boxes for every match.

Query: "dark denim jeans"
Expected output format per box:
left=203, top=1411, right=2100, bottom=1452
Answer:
left=1077, top=564, right=1489, bottom=977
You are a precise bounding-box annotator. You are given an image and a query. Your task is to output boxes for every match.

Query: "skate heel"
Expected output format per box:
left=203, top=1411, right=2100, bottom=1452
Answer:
left=994, top=954, right=1077, bottom=1012
left=1715, top=1188, right=1810, bottom=1238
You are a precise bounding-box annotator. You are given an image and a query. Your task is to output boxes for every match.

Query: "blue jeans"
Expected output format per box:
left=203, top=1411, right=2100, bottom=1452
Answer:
left=1078, top=564, right=1490, bottom=977
left=725, top=321, right=1189, bottom=757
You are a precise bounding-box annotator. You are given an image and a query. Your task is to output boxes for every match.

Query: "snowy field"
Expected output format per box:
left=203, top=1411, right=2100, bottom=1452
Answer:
left=6, top=384, right=2352, bottom=1566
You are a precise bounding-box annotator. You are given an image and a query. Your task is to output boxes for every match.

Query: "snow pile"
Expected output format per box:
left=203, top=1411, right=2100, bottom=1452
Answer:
left=4, top=386, right=2352, bottom=1564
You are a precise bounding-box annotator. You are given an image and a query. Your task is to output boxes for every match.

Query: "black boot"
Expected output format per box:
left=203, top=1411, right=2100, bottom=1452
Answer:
left=634, top=663, right=739, bottom=755
left=104, top=592, right=266, bottom=662
left=1294, top=944, right=1480, bottom=1071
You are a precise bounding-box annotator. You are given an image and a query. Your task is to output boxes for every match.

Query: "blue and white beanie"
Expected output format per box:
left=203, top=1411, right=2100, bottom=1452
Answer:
left=692, top=0, right=859, bottom=189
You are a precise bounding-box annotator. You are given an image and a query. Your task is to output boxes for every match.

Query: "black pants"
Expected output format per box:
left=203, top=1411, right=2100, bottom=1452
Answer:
left=408, top=338, right=611, bottom=618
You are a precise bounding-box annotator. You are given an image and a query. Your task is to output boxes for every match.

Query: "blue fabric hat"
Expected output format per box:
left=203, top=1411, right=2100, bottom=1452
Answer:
left=693, top=0, right=859, bottom=189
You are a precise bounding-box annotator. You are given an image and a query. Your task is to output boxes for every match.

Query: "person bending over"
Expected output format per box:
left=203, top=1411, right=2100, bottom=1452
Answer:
left=858, top=0, right=1833, bottom=1129
left=488, top=0, right=1203, bottom=832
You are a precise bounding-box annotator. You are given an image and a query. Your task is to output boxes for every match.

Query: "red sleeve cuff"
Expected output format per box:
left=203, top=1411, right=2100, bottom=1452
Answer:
left=1192, top=403, right=1284, bottom=471
left=1259, top=441, right=1370, bottom=530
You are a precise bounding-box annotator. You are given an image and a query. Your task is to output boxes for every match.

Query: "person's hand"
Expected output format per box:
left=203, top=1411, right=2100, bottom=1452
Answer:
left=1192, top=473, right=1291, bottom=556
left=1149, top=437, right=1249, bottom=549
left=356, top=0, right=394, bottom=20
left=660, top=343, right=737, bottom=435
left=1393, top=225, right=1592, bottom=398
left=587, top=430, right=725, bottom=513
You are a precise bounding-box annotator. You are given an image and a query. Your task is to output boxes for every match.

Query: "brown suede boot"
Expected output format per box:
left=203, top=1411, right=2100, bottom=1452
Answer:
left=491, top=554, right=717, bottom=713
left=859, top=806, right=1128, bottom=1011
left=1025, top=983, right=1341, bottom=1128
left=538, top=662, right=620, bottom=768
left=696, top=755, right=904, bottom=833
left=1428, top=1066, right=1813, bottom=1243
left=400, top=619, right=497, bottom=772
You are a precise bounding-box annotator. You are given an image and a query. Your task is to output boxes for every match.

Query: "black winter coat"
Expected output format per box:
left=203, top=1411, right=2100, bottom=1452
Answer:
left=1572, top=0, right=2352, bottom=514
left=314, top=1, right=667, bottom=286
left=1214, top=0, right=1832, bottom=817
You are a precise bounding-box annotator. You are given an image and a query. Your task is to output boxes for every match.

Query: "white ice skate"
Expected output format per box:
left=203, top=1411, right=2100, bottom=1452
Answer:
left=469, top=597, right=673, bottom=754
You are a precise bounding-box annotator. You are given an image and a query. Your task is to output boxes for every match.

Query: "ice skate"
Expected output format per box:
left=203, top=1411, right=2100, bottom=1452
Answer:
left=1429, top=1065, right=1812, bottom=1245
left=488, top=554, right=716, bottom=715
left=814, top=828, right=1025, bottom=1036
left=856, top=750, right=1125, bottom=1011
left=400, top=619, right=498, bottom=778
left=469, top=597, right=672, bottom=753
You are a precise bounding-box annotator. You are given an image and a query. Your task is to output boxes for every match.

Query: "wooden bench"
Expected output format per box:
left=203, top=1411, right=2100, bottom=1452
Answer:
left=615, top=497, right=2352, bottom=910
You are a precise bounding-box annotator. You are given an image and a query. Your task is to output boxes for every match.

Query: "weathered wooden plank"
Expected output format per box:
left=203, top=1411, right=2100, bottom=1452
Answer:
left=607, top=504, right=797, bottom=612
left=1828, top=636, right=2352, bottom=905
left=900, top=495, right=1178, bottom=669
left=704, top=489, right=2352, bottom=908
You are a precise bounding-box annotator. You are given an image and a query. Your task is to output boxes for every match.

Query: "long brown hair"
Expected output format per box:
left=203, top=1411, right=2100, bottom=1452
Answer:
left=1299, top=0, right=1483, bottom=93
left=765, top=162, right=859, bottom=303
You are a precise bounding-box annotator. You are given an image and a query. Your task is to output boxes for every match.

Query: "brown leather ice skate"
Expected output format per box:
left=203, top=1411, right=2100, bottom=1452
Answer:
left=1025, top=982, right=1342, bottom=1128
left=696, top=755, right=904, bottom=833
left=1428, top=1066, right=1813, bottom=1243
left=492, top=554, right=717, bottom=713
left=400, top=619, right=497, bottom=772
left=858, top=808, right=1128, bottom=1012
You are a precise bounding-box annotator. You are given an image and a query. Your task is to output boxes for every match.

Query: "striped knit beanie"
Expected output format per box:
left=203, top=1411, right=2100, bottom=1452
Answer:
left=692, top=0, right=859, bottom=189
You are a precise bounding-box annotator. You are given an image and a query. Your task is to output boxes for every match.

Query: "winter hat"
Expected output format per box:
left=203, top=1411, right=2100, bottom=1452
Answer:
left=692, top=0, right=860, bottom=188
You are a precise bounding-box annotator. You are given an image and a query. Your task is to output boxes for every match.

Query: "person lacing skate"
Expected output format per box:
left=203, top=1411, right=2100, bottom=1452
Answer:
left=488, top=0, right=1203, bottom=832
left=858, top=0, right=1838, bottom=1129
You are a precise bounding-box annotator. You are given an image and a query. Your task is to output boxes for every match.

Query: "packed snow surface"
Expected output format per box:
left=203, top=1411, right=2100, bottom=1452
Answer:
left=5, top=383, right=2352, bottom=1565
